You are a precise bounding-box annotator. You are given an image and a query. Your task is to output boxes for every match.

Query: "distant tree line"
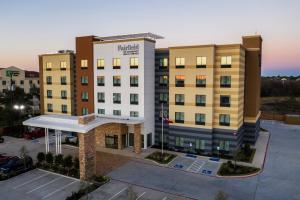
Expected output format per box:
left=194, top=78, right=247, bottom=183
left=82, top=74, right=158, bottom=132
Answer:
left=261, top=76, right=300, bottom=97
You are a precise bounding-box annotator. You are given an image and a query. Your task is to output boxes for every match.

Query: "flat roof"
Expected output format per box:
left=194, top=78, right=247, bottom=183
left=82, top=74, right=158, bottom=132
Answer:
left=96, top=32, right=164, bottom=41
left=23, top=115, right=144, bottom=133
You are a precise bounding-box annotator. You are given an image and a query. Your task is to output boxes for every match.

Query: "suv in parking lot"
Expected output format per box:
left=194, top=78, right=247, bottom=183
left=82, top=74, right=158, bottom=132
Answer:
left=0, top=156, right=33, bottom=176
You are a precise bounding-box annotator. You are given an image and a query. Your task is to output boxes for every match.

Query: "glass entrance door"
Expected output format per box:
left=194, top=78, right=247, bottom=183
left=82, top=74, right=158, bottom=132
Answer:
left=129, top=133, right=134, bottom=147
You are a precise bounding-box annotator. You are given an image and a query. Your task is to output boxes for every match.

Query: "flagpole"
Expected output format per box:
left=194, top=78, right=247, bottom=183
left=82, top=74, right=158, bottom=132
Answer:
left=161, top=103, right=164, bottom=155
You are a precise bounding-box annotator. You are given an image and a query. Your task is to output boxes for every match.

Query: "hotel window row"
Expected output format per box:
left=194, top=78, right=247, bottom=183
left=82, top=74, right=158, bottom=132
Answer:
left=45, top=61, right=67, bottom=70
left=46, top=104, right=68, bottom=113
left=96, top=76, right=139, bottom=87
left=97, top=109, right=139, bottom=117
left=174, top=94, right=230, bottom=107
left=175, top=137, right=230, bottom=151
left=81, top=58, right=139, bottom=69
left=46, top=90, right=68, bottom=99
left=46, top=76, right=68, bottom=85
left=175, top=75, right=231, bottom=88
left=96, top=92, right=139, bottom=105
left=174, top=56, right=232, bottom=68
left=174, top=112, right=231, bottom=126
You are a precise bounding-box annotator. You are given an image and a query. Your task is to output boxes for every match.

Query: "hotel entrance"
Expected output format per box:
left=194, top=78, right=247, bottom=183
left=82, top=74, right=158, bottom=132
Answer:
left=122, top=133, right=134, bottom=148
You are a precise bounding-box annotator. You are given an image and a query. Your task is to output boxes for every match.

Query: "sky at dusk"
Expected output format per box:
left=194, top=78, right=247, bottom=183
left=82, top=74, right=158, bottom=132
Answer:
left=0, top=0, right=299, bottom=76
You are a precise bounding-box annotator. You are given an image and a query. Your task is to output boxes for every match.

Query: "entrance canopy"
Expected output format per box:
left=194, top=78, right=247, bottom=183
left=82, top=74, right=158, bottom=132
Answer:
left=23, top=114, right=144, bottom=133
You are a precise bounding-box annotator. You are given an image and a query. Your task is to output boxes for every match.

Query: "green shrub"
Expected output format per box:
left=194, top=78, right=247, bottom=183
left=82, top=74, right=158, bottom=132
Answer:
left=37, top=152, right=45, bottom=164
left=243, top=144, right=252, bottom=157
left=73, top=157, right=79, bottom=169
left=45, top=152, right=53, bottom=165
left=54, top=154, right=63, bottom=166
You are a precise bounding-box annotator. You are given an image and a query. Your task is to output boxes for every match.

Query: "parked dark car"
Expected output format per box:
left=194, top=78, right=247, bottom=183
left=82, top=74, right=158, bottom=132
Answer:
left=0, top=154, right=12, bottom=166
left=0, top=156, right=33, bottom=176
left=0, top=136, right=4, bottom=143
left=23, top=127, right=45, bottom=140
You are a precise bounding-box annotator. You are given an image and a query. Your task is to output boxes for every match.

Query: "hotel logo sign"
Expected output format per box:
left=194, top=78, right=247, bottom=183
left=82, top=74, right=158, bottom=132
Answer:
left=118, top=44, right=139, bottom=55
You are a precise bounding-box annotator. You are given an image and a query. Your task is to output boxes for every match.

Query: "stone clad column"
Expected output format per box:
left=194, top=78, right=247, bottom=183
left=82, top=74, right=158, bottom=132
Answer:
left=134, top=124, right=142, bottom=154
left=78, top=130, right=96, bottom=180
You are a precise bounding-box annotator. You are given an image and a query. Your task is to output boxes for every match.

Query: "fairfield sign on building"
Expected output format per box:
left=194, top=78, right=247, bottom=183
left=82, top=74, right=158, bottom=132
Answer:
left=118, top=44, right=139, bottom=55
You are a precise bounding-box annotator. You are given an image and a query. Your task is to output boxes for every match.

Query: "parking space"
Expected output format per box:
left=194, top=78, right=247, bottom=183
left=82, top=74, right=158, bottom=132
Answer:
left=0, top=169, right=83, bottom=200
left=88, top=179, right=192, bottom=200
left=168, top=155, right=221, bottom=176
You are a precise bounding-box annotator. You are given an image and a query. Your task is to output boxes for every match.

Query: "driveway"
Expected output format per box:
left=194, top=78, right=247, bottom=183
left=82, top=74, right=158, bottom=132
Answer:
left=107, top=120, right=300, bottom=200
left=0, top=169, right=83, bottom=200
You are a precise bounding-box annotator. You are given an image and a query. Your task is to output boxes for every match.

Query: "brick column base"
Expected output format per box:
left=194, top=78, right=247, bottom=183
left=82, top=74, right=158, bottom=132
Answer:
left=134, top=124, right=142, bottom=154
left=78, top=130, right=96, bottom=180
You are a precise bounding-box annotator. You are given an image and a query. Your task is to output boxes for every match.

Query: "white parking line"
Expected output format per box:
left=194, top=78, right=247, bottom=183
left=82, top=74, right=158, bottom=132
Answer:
left=107, top=187, right=127, bottom=200
left=14, top=173, right=49, bottom=189
left=136, top=192, right=146, bottom=200
left=42, top=180, right=77, bottom=199
left=162, top=197, right=168, bottom=200
left=26, top=177, right=62, bottom=194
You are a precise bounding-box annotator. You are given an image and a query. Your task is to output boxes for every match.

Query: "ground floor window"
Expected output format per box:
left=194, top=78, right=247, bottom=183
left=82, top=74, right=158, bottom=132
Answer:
left=105, top=135, right=118, bottom=149
left=195, top=139, right=205, bottom=150
left=175, top=137, right=184, bottom=147
left=219, top=141, right=230, bottom=151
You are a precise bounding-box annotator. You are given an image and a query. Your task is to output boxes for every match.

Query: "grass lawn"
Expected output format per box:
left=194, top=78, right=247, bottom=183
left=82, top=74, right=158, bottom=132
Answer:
left=146, top=151, right=176, bottom=164
left=236, top=148, right=256, bottom=163
left=218, top=161, right=260, bottom=176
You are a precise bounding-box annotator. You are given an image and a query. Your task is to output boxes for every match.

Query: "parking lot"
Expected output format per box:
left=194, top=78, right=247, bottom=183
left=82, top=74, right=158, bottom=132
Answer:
left=0, top=169, right=83, bottom=200
left=168, top=156, right=221, bottom=176
left=89, top=179, right=193, bottom=200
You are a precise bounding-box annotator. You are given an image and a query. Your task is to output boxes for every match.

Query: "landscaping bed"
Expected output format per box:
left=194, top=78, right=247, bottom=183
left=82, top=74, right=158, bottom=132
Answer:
left=146, top=151, right=176, bottom=164
left=218, top=161, right=260, bottom=176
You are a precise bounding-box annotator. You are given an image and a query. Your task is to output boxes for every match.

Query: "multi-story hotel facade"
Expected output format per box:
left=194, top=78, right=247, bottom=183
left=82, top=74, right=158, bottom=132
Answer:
left=37, top=33, right=262, bottom=156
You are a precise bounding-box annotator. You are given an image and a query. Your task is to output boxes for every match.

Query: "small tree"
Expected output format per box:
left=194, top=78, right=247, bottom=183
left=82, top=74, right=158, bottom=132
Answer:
left=45, top=152, right=54, bottom=165
left=37, top=152, right=45, bottom=164
left=73, top=157, right=80, bottom=169
left=215, top=191, right=228, bottom=200
left=54, top=154, right=64, bottom=166
left=63, top=155, right=73, bottom=175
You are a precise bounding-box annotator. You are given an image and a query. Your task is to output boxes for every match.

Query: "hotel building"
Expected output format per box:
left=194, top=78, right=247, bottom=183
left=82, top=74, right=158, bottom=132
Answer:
left=32, top=33, right=262, bottom=179
left=39, top=50, right=76, bottom=115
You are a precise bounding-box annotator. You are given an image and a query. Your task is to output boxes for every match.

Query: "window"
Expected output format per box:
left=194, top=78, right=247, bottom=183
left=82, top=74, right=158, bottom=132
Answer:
left=196, top=95, right=206, bottom=106
left=61, top=90, right=67, bottom=99
left=81, top=60, right=88, bottom=69
left=46, top=62, right=52, bottom=70
left=113, top=76, right=121, bottom=86
left=195, top=113, right=205, bottom=125
left=159, top=93, right=168, bottom=103
left=220, top=95, right=230, bottom=107
left=175, top=94, right=184, bottom=105
left=97, top=92, right=105, bottom=103
left=219, top=141, right=230, bottom=151
left=220, top=76, right=231, bottom=88
left=130, top=76, right=138, bottom=87
left=97, top=59, right=105, bottom=69
left=81, top=92, right=88, bottom=102
left=175, top=57, right=185, bottom=68
left=81, top=76, right=88, bottom=85
left=130, top=111, right=139, bottom=117
left=219, top=114, right=230, bottom=126
left=82, top=107, right=88, bottom=115
left=60, top=61, right=67, bottom=70
left=196, top=56, right=207, bottom=68
left=159, top=58, right=168, bottom=68
left=2, top=81, right=6, bottom=85
left=47, top=104, right=53, bottom=112
left=97, top=76, right=105, bottom=86
left=175, top=112, right=184, bottom=123
left=130, top=57, right=138, bottom=68
left=175, top=75, right=185, bottom=87
left=61, top=105, right=67, bottom=113
left=221, top=56, right=232, bottom=68
left=61, top=76, right=67, bottom=85
left=159, top=76, right=168, bottom=86
left=20, top=80, right=24, bottom=85
left=113, top=93, right=121, bottom=104
left=113, top=58, right=121, bottom=69
left=196, top=139, right=205, bottom=150
left=196, top=75, right=206, bottom=87
left=98, top=109, right=105, bottom=115
left=47, top=90, right=52, bottom=98
left=113, top=110, right=121, bottom=116
left=175, top=137, right=184, bottom=147
left=130, top=93, right=139, bottom=105
left=46, top=76, right=52, bottom=84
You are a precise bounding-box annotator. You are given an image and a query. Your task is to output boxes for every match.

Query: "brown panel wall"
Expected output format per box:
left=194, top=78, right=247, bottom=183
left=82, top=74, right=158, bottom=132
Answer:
left=39, top=56, right=44, bottom=114
left=75, top=36, right=98, bottom=116
left=243, top=36, right=262, bottom=119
